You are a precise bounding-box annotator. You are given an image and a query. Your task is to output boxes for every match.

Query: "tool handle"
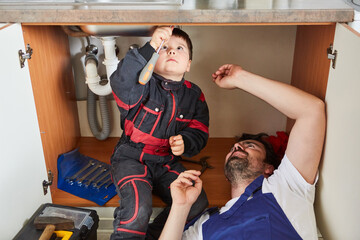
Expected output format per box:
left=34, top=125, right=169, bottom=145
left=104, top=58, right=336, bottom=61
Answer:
left=39, top=224, right=56, bottom=240
left=138, top=52, right=159, bottom=85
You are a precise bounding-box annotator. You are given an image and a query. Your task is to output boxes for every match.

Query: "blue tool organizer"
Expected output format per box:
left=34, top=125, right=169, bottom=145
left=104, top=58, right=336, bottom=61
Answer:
left=57, top=148, right=116, bottom=206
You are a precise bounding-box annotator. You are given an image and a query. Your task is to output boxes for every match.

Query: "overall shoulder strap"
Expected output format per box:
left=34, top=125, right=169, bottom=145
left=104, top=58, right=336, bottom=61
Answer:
left=184, top=207, right=219, bottom=231
left=220, top=175, right=264, bottom=219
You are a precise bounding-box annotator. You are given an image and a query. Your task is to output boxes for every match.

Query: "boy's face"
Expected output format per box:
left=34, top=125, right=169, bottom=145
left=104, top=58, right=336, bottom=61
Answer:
left=154, top=35, right=192, bottom=82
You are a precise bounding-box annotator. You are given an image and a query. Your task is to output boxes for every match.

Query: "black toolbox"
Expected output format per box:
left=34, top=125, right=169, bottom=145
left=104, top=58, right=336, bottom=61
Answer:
left=13, top=203, right=99, bottom=240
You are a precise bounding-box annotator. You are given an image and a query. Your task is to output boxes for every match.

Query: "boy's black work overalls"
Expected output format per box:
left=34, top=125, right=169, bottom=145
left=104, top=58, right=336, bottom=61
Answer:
left=110, top=42, right=209, bottom=239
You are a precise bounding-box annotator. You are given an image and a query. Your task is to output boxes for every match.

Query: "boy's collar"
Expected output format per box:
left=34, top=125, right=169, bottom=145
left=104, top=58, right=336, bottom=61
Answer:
left=154, top=73, right=185, bottom=91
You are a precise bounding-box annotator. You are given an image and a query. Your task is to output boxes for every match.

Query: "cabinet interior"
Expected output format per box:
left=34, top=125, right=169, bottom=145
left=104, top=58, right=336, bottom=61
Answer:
left=22, top=23, right=334, bottom=207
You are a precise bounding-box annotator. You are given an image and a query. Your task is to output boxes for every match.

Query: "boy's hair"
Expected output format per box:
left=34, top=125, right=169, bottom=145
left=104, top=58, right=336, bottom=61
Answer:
left=172, top=28, right=193, bottom=60
left=237, top=133, right=281, bottom=169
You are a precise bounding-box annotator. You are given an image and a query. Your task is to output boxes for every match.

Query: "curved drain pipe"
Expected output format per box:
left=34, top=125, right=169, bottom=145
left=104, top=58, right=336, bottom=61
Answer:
left=84, top=37, right=118, bottom=140
left=87, top=86, right=111, bottom=140
left=85, top=37, right=118, bottom=96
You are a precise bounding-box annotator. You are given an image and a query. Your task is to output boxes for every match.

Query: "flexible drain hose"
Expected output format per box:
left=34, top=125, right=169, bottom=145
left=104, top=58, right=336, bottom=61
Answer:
left=87, top=86, right=111, bottom=140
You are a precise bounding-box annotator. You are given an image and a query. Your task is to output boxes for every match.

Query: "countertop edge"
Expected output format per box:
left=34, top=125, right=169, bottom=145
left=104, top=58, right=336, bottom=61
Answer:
left=0, top=8, right=354, bottom=24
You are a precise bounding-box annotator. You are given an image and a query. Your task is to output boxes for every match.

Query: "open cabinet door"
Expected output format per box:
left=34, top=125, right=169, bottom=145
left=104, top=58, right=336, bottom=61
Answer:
left=0, top=23, right=51, bottom=239
left=315, top=23, right=360, bottom=240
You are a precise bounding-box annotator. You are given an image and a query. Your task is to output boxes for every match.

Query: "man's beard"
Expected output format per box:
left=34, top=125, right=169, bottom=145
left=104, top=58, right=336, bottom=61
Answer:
left=224, top=155, right=263, bottom=185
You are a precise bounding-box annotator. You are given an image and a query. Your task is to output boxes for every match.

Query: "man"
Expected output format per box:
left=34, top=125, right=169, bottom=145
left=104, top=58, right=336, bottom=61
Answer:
left=159, top=64, right=326, bottom=239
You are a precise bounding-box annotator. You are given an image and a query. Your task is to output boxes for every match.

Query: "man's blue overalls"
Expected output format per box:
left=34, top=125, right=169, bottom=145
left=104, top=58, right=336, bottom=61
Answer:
left=202, top=175, right=302, bottom=239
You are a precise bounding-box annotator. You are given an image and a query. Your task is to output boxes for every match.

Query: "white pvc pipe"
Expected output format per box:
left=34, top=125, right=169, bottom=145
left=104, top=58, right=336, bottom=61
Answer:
left=85, top=58, right=112, bottom=96
left=85, top=36, right=119, bottom=96
left=102, top=37, right=119, bottom=83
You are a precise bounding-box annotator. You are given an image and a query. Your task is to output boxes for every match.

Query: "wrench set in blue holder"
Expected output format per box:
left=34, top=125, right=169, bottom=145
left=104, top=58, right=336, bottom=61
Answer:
left=57, top=148, right=116, bottom=205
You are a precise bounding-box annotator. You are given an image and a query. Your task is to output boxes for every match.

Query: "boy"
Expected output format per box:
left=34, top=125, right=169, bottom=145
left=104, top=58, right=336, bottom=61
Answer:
left=109, top=26, right=209, bottom=240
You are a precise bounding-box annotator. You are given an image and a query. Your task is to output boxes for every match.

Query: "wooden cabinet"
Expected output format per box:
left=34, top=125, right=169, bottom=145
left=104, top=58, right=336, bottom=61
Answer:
left=2, top=21, right=359, bottom=239
left=21, top=25, right=80, bottom=198
left=47, top=24, right=336, bottom=208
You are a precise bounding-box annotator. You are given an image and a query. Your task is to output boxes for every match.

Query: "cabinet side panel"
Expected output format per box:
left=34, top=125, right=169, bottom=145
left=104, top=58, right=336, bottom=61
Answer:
left=22, top=25, right=80, bottom=195
left=315, top=23, right=360, bottom=240
left=287, top=25, right=335, bottom=132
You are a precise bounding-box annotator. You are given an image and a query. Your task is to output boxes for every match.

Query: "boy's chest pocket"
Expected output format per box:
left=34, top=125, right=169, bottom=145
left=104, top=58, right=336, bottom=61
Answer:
left=175, top=108, right=194, bottom=131
left=133, top=101, right=163, bottom=134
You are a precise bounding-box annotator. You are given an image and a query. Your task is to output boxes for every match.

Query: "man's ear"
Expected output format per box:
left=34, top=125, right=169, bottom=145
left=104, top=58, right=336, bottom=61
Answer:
left=186, top=60, right=192, bottom=72
left=264, top=164, right=274, bottom=178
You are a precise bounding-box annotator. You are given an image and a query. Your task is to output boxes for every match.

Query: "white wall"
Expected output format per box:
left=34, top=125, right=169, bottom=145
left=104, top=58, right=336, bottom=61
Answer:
left=69, top=25, right=296, bottom=138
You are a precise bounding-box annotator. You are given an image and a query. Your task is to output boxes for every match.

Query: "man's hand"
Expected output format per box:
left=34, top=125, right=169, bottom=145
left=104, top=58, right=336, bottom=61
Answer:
left=212, top=64, right=243, bottom=90
left=150, top=26, right=173, bottom=51
left=159, top=170, right=202, bottom=240
left=170, top=170, right=202, bottom=206
left=169, top=135, right=185, bottom=156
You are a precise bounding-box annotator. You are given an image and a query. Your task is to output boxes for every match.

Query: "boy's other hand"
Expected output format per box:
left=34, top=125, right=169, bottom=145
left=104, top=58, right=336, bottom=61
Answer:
left=169, top=135, right=185, bottom=156
left=150, top=26, right=173, bottom=51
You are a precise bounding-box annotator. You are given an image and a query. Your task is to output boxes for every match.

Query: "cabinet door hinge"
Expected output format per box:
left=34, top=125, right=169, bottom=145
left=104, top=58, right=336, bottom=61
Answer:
left=18, top=44, right=33, bottom=68
left=42, top=170, right=53, bottom=195
left=327, top=44, right=337, bottom=69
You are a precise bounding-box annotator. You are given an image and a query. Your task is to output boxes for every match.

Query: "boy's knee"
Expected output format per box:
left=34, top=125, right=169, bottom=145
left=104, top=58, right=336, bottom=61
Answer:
left=112, top=205, right=152, bottom=239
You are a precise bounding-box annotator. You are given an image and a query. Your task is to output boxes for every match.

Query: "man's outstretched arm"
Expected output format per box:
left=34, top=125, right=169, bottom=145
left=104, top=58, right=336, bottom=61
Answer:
left=212, top=64, right=326, bottom=184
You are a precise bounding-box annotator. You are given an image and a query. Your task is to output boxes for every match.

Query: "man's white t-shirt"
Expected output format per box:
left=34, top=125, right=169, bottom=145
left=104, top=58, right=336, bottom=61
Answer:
left=182, top=154, right=318, bottom=240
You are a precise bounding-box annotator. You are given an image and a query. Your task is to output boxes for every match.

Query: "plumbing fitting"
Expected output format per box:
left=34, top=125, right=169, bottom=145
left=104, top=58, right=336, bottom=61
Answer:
left=101, top=37, right=119, bottom=85
left=85, top=37, right=118, bottom=96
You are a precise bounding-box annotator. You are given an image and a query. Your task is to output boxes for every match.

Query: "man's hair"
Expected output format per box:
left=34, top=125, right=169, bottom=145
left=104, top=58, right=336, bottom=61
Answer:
left=172, top=28, right=193, bottom=60
left=237, top=133, right=281, bottom=169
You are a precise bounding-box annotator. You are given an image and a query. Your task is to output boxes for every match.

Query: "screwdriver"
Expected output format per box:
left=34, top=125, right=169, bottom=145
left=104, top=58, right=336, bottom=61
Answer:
left=138, top=39, right=165, bottom=85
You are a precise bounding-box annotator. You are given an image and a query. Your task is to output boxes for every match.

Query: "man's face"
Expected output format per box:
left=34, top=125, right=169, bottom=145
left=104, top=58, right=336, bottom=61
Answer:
left=224, top=140, right=268, bottom=183
left=154, top=36, right=192, bottom=82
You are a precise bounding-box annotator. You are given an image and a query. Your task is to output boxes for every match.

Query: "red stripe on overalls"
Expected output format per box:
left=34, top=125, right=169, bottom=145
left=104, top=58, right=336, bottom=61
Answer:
left=143, top=105, right=160, bottom=115
left=137, top=112, right=147, bottom=129
left=184, top=80, right=192, bottom=88
left=163, top=164, right=180, bottom=175
left=132, top=103, right=144, bottom=123
left=112, top=91, right=142, bottom=110
left=184, top=80, right=206, bottom=103
left=139, top=151, right=144, bottom=164
left=176, top=118, right=209, bottom=134
left=117, top=153, right=146, bottom=186
left=117, top=228, right=146, bottom=236
left=150, top=110, right=162, bottom=136
left=119, top=180, right=139, bottom=225
left=124, top=120, right=169, bottom=146
left=119, top=178, right=152, bottom=190
left=117, top=166, right=148, bottom=187
left=167, top=92, right=176, bottom=127
left=117, top=154, right=152, bottom=228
